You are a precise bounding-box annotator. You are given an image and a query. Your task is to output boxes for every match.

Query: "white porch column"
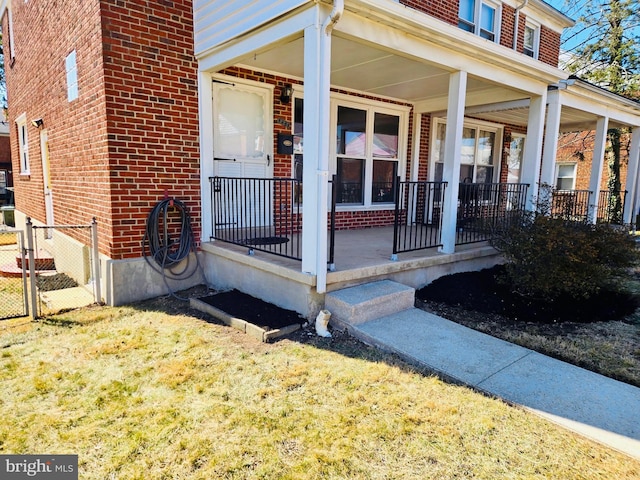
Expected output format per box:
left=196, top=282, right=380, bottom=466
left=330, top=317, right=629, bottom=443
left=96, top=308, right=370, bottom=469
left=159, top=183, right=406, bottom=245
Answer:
left=439, top=71, right=467, bottom=254
left=301, top=21, right=331, bottom=292
left=198, top=71, right=214, bottom=243
left=540, top=90, right=562, bottom=198
left=520, top=93, right=547, bottom=210
left=623, top=127, right=640, bottom=225
left=588, top=116, right=609, bottom=223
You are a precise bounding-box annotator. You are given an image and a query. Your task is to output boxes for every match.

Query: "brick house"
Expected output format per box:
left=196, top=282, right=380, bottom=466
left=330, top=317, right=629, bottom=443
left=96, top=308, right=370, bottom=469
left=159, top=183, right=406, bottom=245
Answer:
left=1, top=0, right=640, bottom=318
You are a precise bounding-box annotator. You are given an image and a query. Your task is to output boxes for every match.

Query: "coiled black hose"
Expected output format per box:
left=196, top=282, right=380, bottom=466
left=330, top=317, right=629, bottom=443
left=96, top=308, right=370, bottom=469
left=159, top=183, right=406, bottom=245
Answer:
left=142, top=198, right=200, bottom=299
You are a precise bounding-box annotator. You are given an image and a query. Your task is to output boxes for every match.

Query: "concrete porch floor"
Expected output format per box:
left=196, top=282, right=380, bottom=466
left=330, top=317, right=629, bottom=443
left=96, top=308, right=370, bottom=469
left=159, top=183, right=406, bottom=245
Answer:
left=200, top=226, right=502, bottom=318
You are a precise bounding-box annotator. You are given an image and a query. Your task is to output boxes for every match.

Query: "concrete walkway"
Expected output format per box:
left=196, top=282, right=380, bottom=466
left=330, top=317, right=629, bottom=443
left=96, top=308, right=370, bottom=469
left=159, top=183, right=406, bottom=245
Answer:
left=347, top=307, right=640, bottom=460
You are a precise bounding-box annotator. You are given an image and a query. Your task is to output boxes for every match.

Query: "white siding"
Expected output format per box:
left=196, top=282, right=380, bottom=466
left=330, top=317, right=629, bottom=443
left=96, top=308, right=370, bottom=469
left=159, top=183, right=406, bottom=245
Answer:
left=194, top=0, right=309, bottom=58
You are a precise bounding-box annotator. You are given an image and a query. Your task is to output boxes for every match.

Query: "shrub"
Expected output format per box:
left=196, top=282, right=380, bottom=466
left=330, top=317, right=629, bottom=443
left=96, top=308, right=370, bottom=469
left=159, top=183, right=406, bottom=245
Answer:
left=491, top=213, right=639, bottom=303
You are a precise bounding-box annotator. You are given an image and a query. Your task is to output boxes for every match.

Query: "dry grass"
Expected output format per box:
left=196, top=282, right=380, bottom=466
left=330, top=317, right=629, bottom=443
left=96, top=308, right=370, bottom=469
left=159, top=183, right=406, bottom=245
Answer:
left=1, top=298, right=639, bottom=479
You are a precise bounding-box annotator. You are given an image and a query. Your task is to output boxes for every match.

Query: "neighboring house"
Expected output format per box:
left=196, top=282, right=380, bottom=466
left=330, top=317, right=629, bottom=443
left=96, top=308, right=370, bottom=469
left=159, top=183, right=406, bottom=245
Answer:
left=1, top=0, right=639, bottom=318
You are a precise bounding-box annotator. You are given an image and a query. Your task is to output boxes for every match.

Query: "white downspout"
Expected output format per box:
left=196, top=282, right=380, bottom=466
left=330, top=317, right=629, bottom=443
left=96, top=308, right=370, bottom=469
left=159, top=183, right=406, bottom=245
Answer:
left=513, top=0, right=529, bottom=50
left=315, top=0, right=343, bottom=295
left=323, top=0, right=344, bottom=35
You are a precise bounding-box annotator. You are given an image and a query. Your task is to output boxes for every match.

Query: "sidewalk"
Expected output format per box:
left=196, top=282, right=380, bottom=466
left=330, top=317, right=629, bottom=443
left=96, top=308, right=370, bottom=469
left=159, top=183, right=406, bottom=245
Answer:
left=348, top=307, right=640, bottom=460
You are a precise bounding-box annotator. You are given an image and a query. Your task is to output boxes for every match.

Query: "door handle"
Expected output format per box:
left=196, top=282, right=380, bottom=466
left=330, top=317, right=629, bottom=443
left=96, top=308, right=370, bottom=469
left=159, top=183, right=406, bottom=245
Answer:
left=267, top=155, right=271, bottom=166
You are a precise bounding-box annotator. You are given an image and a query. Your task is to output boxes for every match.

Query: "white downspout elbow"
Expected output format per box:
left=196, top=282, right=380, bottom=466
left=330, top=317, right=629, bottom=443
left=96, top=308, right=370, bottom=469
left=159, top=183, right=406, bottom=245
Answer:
left=323, top=0, right=344, bottom=36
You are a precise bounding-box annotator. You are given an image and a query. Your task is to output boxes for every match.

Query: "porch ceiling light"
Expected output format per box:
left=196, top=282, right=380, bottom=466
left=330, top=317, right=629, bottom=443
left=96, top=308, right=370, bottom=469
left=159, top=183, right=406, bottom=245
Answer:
left=280, top=84, right=293, bottom=104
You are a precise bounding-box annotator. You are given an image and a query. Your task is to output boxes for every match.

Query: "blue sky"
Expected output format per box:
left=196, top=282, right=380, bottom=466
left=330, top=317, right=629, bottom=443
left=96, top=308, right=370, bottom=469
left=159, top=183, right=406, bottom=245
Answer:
left=544, top=0, right=640, bottom=53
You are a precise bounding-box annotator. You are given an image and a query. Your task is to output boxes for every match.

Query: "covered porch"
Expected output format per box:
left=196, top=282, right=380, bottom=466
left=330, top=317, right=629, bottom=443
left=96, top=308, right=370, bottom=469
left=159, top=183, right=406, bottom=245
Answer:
left=193, top=0, right=640, bottom=318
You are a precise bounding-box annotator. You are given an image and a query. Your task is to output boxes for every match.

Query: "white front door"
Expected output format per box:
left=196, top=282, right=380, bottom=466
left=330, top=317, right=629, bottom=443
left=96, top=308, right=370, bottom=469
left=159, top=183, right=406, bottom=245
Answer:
left=212, top=81, right=273, bottom=227
left=40, top=130, right=54, bottom=230
left=213, top=81, right=272, bottom=178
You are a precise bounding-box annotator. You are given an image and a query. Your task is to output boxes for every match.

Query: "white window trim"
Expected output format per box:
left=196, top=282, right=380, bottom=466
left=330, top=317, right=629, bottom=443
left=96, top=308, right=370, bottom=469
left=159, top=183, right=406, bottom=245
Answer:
left=459, top=0, right=502, bottom=44
left=66, top=50, right=79, bottom=102
left=523, top=20, right=541, bottom=59
left=555, top=163, right=577, bottom=190
left=330, top=93, right=410, bottom=211
left=15, top=112, right=30, bottom=175
left=430, top=116, right=504, bottom=183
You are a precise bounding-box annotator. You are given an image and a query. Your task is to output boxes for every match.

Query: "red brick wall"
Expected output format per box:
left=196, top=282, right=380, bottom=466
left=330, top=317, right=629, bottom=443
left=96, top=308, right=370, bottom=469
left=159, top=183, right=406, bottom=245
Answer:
left=101, top=0, right=200, bottom=259
left=556, top=131, right=630, bottom=192
left=539, top=25, right=561, bottom=67
left=3, top=0, right=109, bottom=246
left=500, top=4, right=516, bottom=51
left=399, top=0, right=458, bottom=25
left=399, top=1, right=561, bottom=68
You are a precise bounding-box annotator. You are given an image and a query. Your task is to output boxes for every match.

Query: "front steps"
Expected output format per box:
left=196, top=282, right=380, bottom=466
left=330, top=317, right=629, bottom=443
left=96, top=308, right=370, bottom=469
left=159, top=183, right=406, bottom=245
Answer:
left=325, top=280, right=415, bottom=328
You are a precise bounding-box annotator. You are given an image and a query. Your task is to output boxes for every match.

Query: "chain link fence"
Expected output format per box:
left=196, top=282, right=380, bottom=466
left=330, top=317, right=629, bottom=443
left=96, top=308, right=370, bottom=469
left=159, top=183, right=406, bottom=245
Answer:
left=27, top=220, right=100, bottom=318
left=0, top=229, right=28, bottom=319
left=0, top=219, right=101, bottom=320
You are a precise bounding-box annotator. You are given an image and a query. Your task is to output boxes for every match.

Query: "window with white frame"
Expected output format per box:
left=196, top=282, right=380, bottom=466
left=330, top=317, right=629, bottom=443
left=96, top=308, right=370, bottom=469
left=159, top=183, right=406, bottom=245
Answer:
left=65, top=50, right=78, bottom=102
left=432, top=119, right=501, bottom=184
left=458, top=0, right=500, bottom=42
left=523, top=22, right=540, bottom=59
left=555, top=163, right=577, bottom=190
left=333, top=100, right=405, bottom=207
left=15, top=113, right=29, bottom=174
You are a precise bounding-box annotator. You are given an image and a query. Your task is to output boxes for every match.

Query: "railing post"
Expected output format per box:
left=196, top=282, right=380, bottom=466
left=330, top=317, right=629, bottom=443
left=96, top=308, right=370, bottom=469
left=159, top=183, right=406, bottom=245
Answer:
left=91, top=218, right=102, bottom=304
left=391, top=176, right=401, bottom=261
left=328, top=175, right=336, bottom=271
left=26, top=218, right=38, bottom=320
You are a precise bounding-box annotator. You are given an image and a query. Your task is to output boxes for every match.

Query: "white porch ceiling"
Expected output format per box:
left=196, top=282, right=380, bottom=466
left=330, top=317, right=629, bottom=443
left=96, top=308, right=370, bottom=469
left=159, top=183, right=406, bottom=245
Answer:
left=239, top=35, right=636, bottom=131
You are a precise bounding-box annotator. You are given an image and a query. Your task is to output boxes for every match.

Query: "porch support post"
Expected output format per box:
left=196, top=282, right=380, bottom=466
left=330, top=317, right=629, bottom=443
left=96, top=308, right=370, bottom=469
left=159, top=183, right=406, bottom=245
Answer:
left=539, top=90, right=562, bottom=205
left=588, top=116, right=609, bottom=223
left=623, top=127, right=640, bottom=226
left=439, top=71, right=467, bottom=254
left=520, top=92, right=547, bottom=211
left=301, top=20, right=331, bottom=293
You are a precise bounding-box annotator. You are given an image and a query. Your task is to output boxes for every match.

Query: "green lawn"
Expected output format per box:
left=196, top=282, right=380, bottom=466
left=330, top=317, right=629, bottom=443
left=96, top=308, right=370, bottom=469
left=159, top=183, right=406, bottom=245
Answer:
left=0, top=298, right=638, bottom=479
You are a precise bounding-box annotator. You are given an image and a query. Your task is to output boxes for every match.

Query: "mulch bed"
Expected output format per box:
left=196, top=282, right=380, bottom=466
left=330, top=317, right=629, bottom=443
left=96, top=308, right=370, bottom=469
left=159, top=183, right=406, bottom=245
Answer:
left=415, top=265, right=639, bottom=323
left=197, top=289, right=306, bottom=330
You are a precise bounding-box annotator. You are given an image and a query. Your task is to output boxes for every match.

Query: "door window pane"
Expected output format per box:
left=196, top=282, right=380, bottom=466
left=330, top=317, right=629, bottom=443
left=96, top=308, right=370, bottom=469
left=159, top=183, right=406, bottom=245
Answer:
left=217, top=88, right=265, bottom=158
left=372, top=160, right=397, bottom=203
left=477, top=130, right=495, bottom=166
left=373, top=113, right=399, bottom=158
left=337, top=158, right=364, bottom=204
left=508, top=136, right=525, bottom=183
left=337, top=106, right=367, bottom=156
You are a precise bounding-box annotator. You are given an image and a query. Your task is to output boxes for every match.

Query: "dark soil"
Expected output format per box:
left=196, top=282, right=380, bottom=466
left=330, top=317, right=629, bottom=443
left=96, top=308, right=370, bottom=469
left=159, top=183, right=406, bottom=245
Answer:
left=415, top=265, right=640, bottom=323
left=197, top=289, right=306, bottom=331
left=36, top=273, right=79, bottom=292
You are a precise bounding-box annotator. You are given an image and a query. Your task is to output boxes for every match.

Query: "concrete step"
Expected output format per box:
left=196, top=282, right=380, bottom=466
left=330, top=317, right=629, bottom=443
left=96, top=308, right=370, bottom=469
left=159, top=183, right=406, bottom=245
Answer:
left=325, top=280, right=415, bottom=326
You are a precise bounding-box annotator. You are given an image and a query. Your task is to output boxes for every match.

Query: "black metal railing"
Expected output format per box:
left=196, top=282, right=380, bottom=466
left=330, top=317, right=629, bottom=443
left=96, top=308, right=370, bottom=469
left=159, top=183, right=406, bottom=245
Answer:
left=210, top=176, right=303, bottom=260
left=456, top=182, right=529, bottom=245
left=550, top=189, right=591, bottom=222
left=597, top=189, right=627, bottom=224
left=392, top=178, right=447, bottom=257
